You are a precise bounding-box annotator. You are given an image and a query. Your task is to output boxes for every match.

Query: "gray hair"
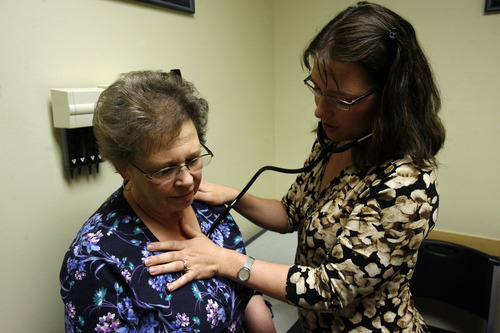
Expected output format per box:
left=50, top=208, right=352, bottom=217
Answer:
left=93, top=70, right=208, bottom=172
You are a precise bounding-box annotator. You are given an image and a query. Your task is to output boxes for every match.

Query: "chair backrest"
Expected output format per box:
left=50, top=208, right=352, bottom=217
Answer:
left=411, top=239, right=499, bottom=333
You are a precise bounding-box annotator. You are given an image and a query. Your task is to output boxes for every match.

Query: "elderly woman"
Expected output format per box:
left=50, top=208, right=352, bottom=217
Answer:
left=144, top=2, right=446, bottom=332
left=59, top=70, right=275, bottom=332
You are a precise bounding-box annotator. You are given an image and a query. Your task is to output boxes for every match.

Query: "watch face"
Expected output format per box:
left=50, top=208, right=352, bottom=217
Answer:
left=238, top=268, right=250, bottom=281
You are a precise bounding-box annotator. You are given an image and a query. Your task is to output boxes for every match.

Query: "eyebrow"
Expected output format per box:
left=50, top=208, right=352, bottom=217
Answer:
left=309, top=76, right=356, bottom=99
left=149, top=147, right=203, bottom=172
left=309, top=73, right=366, bottom=101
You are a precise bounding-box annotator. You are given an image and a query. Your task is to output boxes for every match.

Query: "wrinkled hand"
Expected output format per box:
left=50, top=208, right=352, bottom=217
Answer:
left=194, top=180, right=238, bottom=206
left=144, top=218, right=224, bottom=291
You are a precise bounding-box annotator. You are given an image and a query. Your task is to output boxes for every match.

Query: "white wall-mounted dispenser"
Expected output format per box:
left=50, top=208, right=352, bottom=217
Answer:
left=51, top=88, right=104, bottom=128
left=50, top=87, right=105, bottom=178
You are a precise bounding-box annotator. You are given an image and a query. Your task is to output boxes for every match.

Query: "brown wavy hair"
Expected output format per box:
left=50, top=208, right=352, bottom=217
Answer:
left=93, top=70, right=208, bottom=172
left=303, top=1, right=445, bottom=169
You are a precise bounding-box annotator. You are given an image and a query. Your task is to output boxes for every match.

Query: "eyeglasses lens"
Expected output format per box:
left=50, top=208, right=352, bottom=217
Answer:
left=151, top=154, right=212, bottom=184
left=304, top=79, right=350, bottom=111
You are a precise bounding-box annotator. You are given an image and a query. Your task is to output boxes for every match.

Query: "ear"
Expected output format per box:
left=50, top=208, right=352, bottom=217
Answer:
left=111, top=160, right=130, bottom=180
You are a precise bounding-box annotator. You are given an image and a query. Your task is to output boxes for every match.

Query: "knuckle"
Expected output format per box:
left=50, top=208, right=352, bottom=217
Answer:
left=159, top=264, right=170, bottom=274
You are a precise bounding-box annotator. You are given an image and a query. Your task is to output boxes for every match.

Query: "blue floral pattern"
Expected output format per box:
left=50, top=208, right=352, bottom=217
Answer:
left=60, top=188, right=253, bottom=332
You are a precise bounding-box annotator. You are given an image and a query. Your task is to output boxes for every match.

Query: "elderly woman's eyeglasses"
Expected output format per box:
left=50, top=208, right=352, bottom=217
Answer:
left=131, top=144, right=213, bottom=184
left=303, top=76, right=376, bottom=111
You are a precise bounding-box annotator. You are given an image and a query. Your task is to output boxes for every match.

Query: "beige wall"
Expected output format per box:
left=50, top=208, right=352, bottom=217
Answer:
left=0, top=0, right=498, bottom=331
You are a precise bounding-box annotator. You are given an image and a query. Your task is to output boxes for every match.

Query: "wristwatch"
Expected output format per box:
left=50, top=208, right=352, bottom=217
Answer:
left=237, top=256, right=255, bottom=283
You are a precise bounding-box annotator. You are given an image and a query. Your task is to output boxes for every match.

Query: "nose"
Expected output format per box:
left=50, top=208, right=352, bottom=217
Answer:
left=174, top=166, right=194, bottom=186
left=314, top=96, right=332, bottom=119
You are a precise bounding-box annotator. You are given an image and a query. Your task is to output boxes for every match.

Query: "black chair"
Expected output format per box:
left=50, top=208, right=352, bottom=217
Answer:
left=287, top=320, right=303, bottom=333
left=411, top=239, right=500, bottom=333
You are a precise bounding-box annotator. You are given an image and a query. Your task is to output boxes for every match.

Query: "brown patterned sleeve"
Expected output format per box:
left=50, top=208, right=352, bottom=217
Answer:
left=285, top=161, right=439, bottom=312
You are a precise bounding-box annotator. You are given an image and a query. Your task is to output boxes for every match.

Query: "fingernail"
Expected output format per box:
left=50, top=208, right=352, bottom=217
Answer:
left=167, top=284, right=174, bottom=292
left=147, top=244, right=154, bottom=250
left=144, top=258, right=152, bottom=266
left=148, top=267, right=157, bottom=274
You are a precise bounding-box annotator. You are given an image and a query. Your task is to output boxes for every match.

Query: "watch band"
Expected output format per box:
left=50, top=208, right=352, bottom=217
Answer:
left=243, top=256, right=255, bottom=270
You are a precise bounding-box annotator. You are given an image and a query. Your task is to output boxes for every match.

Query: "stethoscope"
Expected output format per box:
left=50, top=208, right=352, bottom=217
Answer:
left=206, top=122, right=372, bottom=238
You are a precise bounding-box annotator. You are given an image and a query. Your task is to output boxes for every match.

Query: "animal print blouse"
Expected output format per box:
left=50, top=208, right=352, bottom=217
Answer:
left=282, top=140, right=437, bottom=332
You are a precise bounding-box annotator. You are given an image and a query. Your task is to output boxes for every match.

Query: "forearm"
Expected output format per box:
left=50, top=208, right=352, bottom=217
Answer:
left=232, top=193, right=289, bottom=233
left=219, top=247, right=289, bottom=303
left=244, top=294, right=276, bottom=333
left=145, top=218, right=291, bottom=304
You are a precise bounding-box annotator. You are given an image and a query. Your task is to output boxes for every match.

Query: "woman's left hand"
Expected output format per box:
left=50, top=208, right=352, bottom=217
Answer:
left=144, top=218, right=224, bottom=291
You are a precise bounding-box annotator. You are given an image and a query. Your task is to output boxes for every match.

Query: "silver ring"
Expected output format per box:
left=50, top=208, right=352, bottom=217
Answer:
left=183, top=260, right=189, bottom=271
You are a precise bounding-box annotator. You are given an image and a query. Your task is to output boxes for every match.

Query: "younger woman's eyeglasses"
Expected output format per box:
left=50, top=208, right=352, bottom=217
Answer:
left=304, top=76, right=376, bottom=111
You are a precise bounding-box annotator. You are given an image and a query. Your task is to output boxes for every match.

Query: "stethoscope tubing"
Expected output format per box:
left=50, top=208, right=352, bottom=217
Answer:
left=206, top=148, right=328, bottom=238
left=206, top=122, right=371, bottom=238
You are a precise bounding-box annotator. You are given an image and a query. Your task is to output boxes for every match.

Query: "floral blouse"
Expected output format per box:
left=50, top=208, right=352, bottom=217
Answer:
left=60, top=187, right=254, bottom=333
left=282, top=140, right=437, bottom=332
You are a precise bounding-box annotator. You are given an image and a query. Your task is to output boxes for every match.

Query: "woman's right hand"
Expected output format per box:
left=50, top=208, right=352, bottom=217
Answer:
left=197, top=180, right=289, bottom=233
left=194, top=180, right=239, bottom=205
left=145, top=217, right=224, bottom=291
